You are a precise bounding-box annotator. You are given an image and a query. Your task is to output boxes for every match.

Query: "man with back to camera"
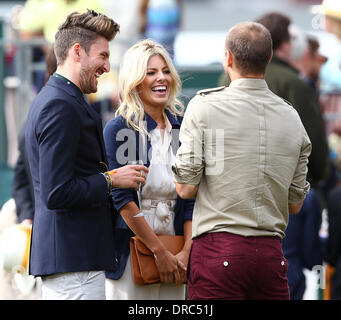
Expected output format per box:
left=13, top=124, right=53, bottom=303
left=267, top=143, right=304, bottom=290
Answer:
left=172, top=22, right=311, bottom=300
left=25, top=9, right=148, bottom=300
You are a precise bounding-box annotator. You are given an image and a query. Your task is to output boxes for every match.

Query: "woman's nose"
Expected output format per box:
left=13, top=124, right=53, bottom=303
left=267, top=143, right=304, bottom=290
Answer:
left=157, top=71, right=166, bottom=81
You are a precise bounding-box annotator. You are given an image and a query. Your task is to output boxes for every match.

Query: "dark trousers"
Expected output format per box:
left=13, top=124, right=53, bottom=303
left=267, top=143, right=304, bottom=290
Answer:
left=187, top=232, right=290, bottom=300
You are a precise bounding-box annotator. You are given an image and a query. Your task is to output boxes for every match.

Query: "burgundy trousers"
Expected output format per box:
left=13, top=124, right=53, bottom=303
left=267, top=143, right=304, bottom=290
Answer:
left=187, top=232, right=290, bottom=300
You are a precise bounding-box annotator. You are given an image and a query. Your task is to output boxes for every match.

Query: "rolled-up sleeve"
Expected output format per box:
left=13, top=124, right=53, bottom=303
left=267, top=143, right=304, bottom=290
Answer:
left=172, top=97, right=205, bottom=185
left=288, top=125, right=312, bottom=204
left=103, top=118, right=137, bottom=212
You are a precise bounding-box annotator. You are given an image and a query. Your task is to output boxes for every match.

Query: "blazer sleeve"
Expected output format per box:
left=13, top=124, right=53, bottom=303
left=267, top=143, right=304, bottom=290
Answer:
left=103, top=117, right=138, bottom=213
left=184, top=198, right=194, bottom=220
left=36, top=99, right=108, bottom=209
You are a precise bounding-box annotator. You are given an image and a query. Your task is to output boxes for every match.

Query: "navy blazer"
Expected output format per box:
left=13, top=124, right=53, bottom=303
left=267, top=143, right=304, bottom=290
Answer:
left=282, top=188, right=323, bottom=299
left=25, top=75, right=115, bottom=276
left=103, top=111, right=194, bottom=280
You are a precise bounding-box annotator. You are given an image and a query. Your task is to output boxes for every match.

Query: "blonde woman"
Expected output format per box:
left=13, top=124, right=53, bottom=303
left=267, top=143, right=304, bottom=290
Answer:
left=103, top=39, right=194, bottom=300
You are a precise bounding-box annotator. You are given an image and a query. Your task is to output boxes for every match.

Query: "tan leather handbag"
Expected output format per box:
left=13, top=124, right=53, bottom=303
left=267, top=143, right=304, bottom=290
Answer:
left=130, top=235, right=186, bottom=285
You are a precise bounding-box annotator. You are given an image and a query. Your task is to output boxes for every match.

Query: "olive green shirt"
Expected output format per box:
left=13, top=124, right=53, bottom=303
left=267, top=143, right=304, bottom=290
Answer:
left=173, top=78, right=311, bottom=239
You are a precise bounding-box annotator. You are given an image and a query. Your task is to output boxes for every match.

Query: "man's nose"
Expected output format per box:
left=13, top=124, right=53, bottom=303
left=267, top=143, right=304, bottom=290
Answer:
left=104, top=59, right=110, bottom=73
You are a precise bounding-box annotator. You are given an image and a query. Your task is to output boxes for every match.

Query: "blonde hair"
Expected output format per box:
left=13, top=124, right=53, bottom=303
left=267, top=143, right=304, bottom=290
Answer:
left=115, top=39, right=184, bottom=136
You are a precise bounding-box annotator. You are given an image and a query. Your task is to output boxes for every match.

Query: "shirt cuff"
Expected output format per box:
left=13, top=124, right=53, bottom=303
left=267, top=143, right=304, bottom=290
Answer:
left=288, top=181, right=310, bottom=204
left=172, top=164, right=202, bottom=185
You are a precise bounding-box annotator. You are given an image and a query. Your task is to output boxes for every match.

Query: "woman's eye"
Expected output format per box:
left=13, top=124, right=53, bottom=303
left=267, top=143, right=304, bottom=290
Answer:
left=164, top=70, right=170, bottom=74
left=147, top=72, right=155, bottom=75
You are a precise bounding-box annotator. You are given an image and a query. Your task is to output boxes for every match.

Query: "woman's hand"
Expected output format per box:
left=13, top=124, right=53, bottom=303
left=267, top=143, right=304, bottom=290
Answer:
left=154, top=248, right=185, bottom=284
left=175, top=250, right=189, bottom=283
left=175, top=220, right=193, bottom=283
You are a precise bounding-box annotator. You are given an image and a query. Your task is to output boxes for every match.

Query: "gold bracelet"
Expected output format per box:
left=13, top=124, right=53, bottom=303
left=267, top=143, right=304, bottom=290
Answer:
left=107, top=172, right=113, bottom=187
left=101, top=172, right=112, bottom=192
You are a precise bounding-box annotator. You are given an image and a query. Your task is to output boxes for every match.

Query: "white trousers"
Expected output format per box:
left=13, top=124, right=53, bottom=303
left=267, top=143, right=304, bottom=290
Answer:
left=105, top=254, right=186, bottom=300
left=41, top=271, right=105, bottom=300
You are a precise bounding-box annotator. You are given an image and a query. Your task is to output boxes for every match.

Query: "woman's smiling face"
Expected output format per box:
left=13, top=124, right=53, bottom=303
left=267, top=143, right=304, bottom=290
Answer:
left=137, top=54, right=174, bottom=111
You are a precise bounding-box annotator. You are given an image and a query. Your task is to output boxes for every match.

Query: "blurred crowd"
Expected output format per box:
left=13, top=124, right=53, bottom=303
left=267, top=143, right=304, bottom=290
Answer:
left=1, top=0, right=341, bottom=300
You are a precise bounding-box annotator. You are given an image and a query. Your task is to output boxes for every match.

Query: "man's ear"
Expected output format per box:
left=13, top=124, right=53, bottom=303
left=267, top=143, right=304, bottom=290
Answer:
left=71, top=43, right=81, bottom=62
left=223, top=50, right=233, bottom=74
left=227, top=50, right=233, bottom=67
left=222, top=49, right=229, bottom=73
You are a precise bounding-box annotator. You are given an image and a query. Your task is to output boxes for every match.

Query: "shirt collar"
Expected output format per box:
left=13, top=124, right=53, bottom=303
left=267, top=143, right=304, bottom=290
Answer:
left=53, top=73, right=83, bottom=96
left=229, top=78, right=269, bottom=90
left=145, top=109, right=181, bottom=133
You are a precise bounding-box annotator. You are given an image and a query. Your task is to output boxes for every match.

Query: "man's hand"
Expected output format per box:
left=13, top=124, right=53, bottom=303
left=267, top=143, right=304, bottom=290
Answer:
left=108, top=165, right=148, bottom=190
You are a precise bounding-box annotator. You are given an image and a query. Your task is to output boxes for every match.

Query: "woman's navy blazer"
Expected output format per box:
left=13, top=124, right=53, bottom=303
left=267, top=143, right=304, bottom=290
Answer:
left=103, top=110, right=194, bottom=280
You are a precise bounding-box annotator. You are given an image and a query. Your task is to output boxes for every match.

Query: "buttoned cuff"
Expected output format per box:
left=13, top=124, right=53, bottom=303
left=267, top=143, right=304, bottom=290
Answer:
left=288, top=181, right=310, bottom=204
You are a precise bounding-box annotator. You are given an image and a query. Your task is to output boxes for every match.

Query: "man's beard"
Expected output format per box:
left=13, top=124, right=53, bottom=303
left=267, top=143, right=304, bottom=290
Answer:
left=79, top=64, right=97, bottom=94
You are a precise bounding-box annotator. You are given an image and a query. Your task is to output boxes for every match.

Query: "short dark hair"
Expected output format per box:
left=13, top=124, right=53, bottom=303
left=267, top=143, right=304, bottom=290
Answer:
left=256, top=12, right=291, bottom=51
left=225, top=22, right=273, bottom=75
left=54, top=9, right=120, bottom=65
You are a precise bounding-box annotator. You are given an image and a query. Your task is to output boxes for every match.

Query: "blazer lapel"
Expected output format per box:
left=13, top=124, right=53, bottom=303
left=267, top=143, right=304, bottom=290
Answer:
left=47, top=76, right=108, bottom=163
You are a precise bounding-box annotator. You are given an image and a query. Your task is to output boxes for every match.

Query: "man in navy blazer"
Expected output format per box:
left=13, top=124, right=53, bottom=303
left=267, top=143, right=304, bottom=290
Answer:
left=25, top=10, right=148, bottom=300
